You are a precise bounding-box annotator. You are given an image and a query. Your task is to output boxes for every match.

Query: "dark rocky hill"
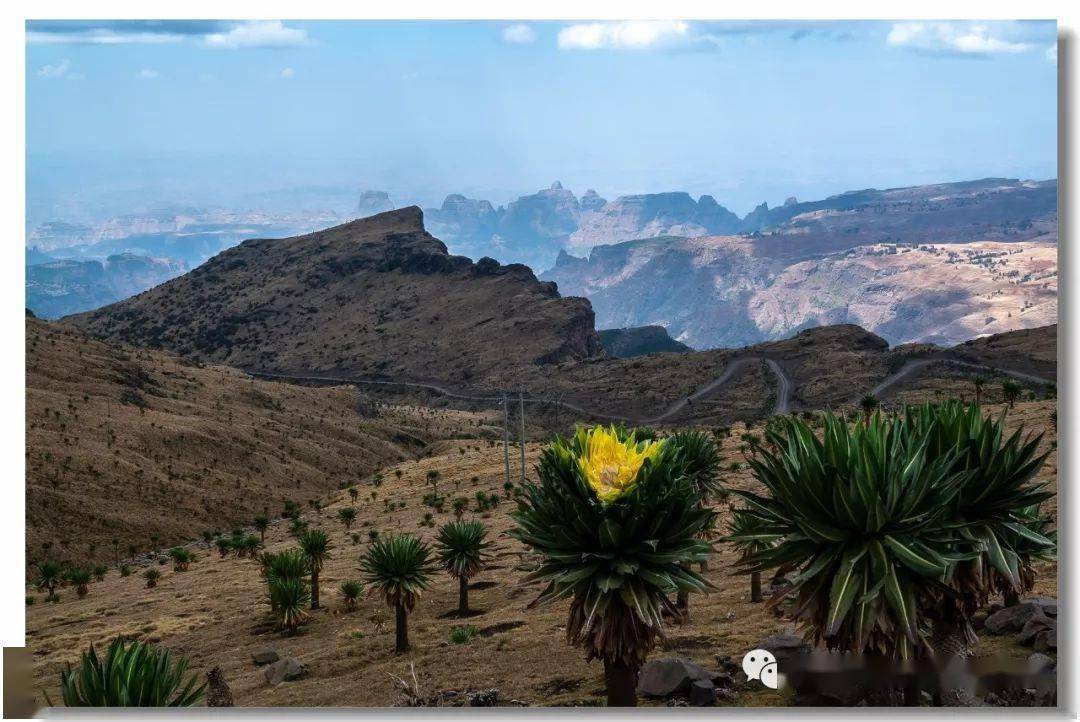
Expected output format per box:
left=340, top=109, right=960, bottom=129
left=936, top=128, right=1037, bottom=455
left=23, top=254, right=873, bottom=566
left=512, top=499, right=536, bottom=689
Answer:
left=66, top=207, right=603, bottom=386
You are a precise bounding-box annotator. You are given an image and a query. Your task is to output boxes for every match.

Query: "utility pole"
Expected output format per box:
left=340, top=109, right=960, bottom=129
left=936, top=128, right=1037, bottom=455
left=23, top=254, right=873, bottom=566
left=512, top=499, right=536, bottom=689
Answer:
left=519, top=390, right=526, bottom=483
left=502, top=393, right=511, bottom=486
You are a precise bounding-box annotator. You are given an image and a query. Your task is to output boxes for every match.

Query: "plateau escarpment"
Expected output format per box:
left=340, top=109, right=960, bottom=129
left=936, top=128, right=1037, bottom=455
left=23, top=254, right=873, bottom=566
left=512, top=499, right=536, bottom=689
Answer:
left=546, top=236, right=1057, bottom=350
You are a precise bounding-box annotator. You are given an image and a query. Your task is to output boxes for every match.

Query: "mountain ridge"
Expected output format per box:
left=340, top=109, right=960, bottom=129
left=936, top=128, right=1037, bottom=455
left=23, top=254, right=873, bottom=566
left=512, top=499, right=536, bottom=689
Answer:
left=65, top=207, right=603, bottom=387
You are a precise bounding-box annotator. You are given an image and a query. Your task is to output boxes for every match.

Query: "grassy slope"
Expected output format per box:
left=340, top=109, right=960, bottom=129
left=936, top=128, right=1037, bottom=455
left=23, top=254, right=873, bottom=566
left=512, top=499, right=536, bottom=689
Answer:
left=25, top=317, right=501, bottom=570
left=25, top=400, right=1056, bottom=707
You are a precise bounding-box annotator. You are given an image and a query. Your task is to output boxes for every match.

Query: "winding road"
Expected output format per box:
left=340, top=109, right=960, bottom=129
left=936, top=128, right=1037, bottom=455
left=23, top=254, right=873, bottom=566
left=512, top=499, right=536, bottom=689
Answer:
left=249, top=355, right=794, bottom=425
left=252, top=352, right=1049, bottom=427
left=852, top=357, right=1056, bottom=406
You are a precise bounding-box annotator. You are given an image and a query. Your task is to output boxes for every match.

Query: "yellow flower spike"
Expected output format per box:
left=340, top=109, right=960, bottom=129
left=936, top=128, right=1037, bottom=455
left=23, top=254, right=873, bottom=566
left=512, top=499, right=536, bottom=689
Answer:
left=577, top=426, right=663, bottom=504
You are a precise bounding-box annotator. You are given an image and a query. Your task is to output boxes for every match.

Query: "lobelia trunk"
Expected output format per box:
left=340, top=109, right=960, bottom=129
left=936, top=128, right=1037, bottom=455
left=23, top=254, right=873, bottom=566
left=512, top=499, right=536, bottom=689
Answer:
left=458, top=576, right=469, bottom=616
left=676, top=563, right=691, bottom=620
left=603, top=660, right=638, bottom=707
left=1004, top=589, right=1020, bottom=607
left=751, top=571, right=762, bottom=603
left=311, top=569, right=320, bottom=609
left=395, top=601, right=409, bottom=653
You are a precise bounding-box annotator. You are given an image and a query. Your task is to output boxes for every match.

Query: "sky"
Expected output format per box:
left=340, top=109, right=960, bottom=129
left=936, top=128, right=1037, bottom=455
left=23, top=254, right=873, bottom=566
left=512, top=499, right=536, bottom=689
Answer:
left=25, top=19, right=1058, bottom=225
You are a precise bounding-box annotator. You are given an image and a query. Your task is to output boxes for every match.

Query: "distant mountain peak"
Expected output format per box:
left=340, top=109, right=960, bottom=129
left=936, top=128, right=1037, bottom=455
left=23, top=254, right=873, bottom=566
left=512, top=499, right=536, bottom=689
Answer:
left=356, top=190, right=394, bottom=217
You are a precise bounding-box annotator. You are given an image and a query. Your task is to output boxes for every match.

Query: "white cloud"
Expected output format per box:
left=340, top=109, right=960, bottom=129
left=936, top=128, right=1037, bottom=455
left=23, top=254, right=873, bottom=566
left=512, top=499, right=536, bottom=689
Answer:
left=558, top=21, right=692, bottom=50
left=28, top=30, right=185, bottom=45
left=502, top=24, right=536, bottom=44
left=38, top=59, right=72, bottom=78
left=280, top=67, right=295, bottom=79
left=204, top=20, right=311, bottom=49
left=135, top=68, right=160, bottom=80
left=887, top=21, right=1039, bottom=57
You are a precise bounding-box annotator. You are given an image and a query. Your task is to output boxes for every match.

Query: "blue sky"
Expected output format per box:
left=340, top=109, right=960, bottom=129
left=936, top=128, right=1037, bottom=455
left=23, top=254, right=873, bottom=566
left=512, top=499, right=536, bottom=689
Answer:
left=26, top=19, right=1058, bottom=224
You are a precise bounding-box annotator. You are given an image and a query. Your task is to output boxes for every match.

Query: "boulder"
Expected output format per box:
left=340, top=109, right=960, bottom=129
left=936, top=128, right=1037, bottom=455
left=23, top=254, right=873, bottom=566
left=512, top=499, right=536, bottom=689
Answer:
left=1034, top=630, right=1057, bottom=652
left=250, top=647, right=279, bottom=666
left=689, top=680, right=717, bottom=706
left=985, top=602, right=1045, bottom=635
left=264, top=657, right=309, bottom=685
left=637, top=658, right=713, bottom=697
left=758, top=633, right=811, bottom=661
left=1017, top=611, right=1055, bottom=646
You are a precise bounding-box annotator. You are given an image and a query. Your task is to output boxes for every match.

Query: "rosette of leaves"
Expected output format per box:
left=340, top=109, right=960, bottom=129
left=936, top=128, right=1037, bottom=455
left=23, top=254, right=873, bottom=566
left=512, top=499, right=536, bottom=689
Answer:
left=52, top=637, right=205, bottom=707
left=725, top=511, right=775, bottom=602
left=730, top=413, right=966, bottom=659
left=361, top=534, right=435, bottom=653
left=269, top=577, right=311, bottom=634
left=904, top=401, right=1054, bottom=610
left=435, top=520, right=493, bottom=616
left=510, top=425, right=714, bottom=706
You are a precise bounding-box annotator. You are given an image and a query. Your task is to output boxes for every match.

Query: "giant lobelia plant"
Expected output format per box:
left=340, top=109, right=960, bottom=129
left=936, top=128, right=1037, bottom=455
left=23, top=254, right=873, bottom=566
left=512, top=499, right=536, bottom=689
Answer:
left=903, top=400, right=1054, bottom=614
left=730, top=404, right=1055, bottom=660
left=510, top=425, right=715, bottom=706
left=51, top=637, right=206, bottom=707
left=729, top=412, right=968, bottom=658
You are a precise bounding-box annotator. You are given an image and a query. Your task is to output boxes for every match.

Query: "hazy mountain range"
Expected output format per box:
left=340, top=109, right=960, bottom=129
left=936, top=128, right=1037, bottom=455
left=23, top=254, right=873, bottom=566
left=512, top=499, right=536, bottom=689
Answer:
left=543, top=178, right=1056, bottom=349
left=27, top=178, right=1056, bottom=351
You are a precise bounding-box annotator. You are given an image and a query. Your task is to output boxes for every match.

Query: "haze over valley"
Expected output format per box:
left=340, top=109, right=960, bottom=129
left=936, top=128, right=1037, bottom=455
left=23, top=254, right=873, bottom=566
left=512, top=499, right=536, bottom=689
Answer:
left=30, top=176, right=1057, bottom=351
left=22, top=20, right=1061, bottom=709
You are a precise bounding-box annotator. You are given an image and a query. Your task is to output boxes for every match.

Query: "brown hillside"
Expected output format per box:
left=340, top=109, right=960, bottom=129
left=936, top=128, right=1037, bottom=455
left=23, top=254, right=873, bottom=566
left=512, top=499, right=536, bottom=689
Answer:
left=25, top=317, right=499, bottom=570
left=25, top=400, right=1056, bottom=707
left=952, top=324, right=1058, bottom=380
left=66, top=207, right=603, bottom=386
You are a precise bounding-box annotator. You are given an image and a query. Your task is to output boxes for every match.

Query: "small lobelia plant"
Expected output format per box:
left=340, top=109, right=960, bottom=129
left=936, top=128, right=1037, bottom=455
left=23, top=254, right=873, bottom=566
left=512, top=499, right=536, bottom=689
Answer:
left=361, top=534, right=434, bottom=653
left=725, top=512, right=774, bottom=603
left=269, top=577, right=311, bottom=634
left=254, top=515, right=270, bottom=543
left=34, top=560, right=63, bottom=598
left=859, top=394, right=880, bottom=425
left=511, top=425, right=714, bottom=706
left=259, top=547, right=312, bottom=630
left=1001, top=379, right=1022, bottom=408
left=92, top=565, right=108, bottom=582
left=144, top=568, right=161, bottom=588
left=434, top=520, right=492, bottom=616
left=66, top=568, right=92, bottom=598
left=297, top=529, right=332, bottom=610
left=340, top=580, right=363, bottom=611
left=241, top=534, right=261, bottom=558
left=51, top=637, right=206, bottom=707
left=168, top=547, right=191, bottom=572
left=450, top=625, right=479, bottom=644
left=339, top=507, right=358, bottom=530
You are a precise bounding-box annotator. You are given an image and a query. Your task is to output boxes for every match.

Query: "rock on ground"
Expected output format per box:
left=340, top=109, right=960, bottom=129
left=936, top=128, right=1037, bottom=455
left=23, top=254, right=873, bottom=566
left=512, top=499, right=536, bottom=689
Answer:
left=637, top=658, right=714, bottom=697
left=251, top=647, right=279, bottom=666
left=264, top=657, right=310, bottom=685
